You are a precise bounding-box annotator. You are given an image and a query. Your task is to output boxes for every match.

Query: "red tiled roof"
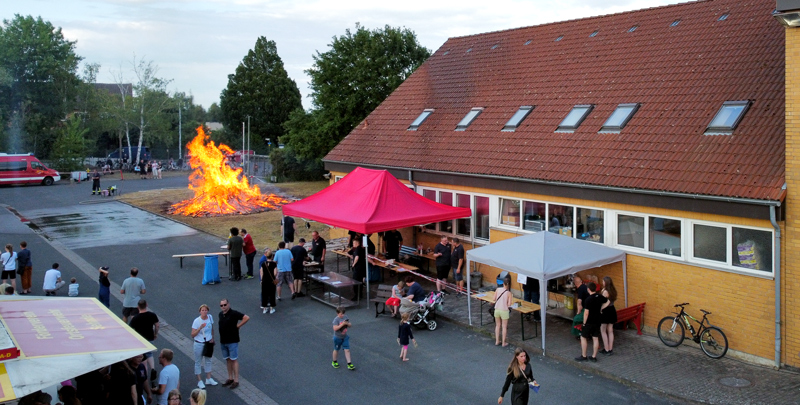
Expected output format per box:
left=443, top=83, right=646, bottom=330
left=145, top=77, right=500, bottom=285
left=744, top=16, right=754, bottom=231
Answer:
left=324, top=0, right=785, bottom=201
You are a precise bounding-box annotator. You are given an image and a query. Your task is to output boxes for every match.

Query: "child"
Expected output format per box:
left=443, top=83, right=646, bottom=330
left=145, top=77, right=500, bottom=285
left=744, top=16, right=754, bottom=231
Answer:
left=397, top=313, right=416, bottom=362
left=332, top=306, right=355, bottom=370
left=386, top=280, right=405, bottom=317
left=68, top=277, right=79, bottom=297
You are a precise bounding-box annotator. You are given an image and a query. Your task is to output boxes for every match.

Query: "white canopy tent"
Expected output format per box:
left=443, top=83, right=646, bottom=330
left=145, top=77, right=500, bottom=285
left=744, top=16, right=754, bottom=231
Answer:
left=466, top=232, right=627, bottom=354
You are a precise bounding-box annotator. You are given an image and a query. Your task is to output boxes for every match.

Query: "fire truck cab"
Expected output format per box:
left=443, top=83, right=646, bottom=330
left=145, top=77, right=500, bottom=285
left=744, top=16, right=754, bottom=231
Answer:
left=0, top=153, right=61, bottom=186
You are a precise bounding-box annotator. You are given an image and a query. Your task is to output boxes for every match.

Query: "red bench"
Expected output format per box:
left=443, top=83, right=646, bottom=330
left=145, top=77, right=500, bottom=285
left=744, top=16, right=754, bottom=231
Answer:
left=615, top=302, right=646, bottom=335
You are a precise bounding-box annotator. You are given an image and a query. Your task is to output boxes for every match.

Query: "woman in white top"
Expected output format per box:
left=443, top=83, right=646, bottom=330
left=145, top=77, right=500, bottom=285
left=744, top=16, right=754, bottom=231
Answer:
left=1, top=244, right=17, bottom=291
left=191, top=304, right=218, bottom=389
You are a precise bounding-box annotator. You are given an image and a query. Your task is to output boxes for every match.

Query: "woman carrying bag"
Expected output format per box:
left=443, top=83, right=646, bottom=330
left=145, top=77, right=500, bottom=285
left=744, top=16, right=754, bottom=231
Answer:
left=191, top=304, right=218, bottom=389
left=493, top=277, right=513, bottom=347
left=499, top=348, right=538, bottom=405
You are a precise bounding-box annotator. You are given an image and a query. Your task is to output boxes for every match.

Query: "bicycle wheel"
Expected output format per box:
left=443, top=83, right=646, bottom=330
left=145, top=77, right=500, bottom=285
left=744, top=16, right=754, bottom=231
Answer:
left=658, top=316, right=685, bottom=347
left=699, top=327, right=728, bottom=359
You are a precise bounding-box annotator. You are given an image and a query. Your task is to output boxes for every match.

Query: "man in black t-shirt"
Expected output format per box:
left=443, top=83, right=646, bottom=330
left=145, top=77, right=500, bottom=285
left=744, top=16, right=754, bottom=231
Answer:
left=129, top=299, right=159, bottom=377
left=281, top=214, right=296, bottom=247
left=572, top=276, right=590, bottom=337
left=575, top=282, right=607, bottom=362
left=310, top=231, right=327, bottom=263
left=433, top=236, right=451, bottom=294
left=383, top=230, right=403, bottom=261
left=218, top=299, right=250, bottom=389
left=290, top=238, right=308, bottom=298
left=450, top=238, right=465, bottom=294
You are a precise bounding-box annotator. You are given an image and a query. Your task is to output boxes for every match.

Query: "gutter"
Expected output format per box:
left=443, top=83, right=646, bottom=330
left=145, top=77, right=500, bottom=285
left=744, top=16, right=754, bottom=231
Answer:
left=408, top=170, right=417, bottom=192
left=324, top=161, right=784, bottom=207
left=770, top=204, right=782, bottom=369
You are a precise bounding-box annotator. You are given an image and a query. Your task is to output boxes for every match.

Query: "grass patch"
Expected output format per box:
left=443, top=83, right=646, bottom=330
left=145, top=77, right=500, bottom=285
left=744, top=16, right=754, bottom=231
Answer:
left=119, top=181, right=331, bottom=250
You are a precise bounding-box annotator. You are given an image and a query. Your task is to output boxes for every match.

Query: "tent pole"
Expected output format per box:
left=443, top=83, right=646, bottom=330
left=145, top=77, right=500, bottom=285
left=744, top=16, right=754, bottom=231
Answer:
left=466, top=257, right=472, bottom=326
left=541, top=277, right=547, bottom=354
left=364, top=234, right=370, bottom=307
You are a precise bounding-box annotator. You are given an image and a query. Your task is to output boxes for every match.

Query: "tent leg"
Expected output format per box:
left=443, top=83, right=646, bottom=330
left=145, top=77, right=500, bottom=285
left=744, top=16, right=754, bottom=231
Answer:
left=541, top=279, right=547, bottom=354
left=364, top=234, right=370, bottom=308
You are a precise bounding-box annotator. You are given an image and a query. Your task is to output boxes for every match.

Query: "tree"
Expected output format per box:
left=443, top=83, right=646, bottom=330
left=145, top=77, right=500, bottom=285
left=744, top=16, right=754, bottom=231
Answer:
left=220, top=36, right=301, bottom=154
left=0, top=15, right=82, bottom=156
left=282, top=23, right=430, bottom=161
left=206, top=102, right=223, bottom=122
left=129, top=56, right=173, bottom=163
left=50, top=115, right=88, bottom=171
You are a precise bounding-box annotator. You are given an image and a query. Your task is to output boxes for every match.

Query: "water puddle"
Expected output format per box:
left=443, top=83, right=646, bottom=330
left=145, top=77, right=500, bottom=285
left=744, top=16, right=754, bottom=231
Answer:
left=23, top=203, right=197, bottom=249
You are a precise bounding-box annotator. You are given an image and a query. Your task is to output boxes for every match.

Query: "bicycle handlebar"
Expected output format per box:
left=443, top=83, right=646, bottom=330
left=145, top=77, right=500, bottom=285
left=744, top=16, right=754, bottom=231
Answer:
left=674, top=303, right=689, bottom=307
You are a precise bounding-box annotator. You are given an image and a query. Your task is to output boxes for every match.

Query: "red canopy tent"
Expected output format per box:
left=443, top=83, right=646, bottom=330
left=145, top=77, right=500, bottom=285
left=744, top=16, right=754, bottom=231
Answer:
left=282, top=167, right=471, bottom=303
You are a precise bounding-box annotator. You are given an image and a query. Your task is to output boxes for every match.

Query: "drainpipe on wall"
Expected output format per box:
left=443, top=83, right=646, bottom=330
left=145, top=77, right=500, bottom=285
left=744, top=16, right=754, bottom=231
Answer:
left=770, top=204, right=782, bottom=369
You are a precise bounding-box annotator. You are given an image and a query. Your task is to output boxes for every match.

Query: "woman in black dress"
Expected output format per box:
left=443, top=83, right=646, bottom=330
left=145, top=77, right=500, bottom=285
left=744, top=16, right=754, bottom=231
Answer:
left=260, top=249, right=277, bottom=314
left=499, top=348, right=536, bottom=405
left=600, top=276, right=618, bottom=355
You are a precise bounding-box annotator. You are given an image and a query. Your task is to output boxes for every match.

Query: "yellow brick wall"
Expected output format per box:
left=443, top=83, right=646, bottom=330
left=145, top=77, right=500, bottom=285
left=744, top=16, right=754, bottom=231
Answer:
left=785, top=27, right=800, bottom=368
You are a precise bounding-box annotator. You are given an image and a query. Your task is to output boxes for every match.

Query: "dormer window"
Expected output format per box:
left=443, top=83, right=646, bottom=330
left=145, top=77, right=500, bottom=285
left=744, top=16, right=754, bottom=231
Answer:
left=557, top=105, right=593, bottom=132
left=502, top=106, right=534, bottom=131
left=600, top=103, right=640, bottom=132
left=456, top=108, right=483, bottom=131
left=408, top=109, right=434, bottom=131
left=705, top=101, right=750, bottom=135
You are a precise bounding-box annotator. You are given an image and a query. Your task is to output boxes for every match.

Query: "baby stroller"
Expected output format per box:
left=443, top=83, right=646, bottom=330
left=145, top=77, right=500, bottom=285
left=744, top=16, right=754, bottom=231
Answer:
left=409, top=291, right=444, bottom=331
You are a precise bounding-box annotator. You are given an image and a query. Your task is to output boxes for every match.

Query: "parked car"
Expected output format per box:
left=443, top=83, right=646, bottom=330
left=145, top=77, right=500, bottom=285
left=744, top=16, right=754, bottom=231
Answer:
left=0, top=153, right=61, bottom=186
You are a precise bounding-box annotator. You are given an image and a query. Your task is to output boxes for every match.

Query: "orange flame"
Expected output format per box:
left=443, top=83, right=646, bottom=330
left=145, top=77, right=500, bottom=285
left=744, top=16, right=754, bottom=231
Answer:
left=169, top=127, right=288, bottom=217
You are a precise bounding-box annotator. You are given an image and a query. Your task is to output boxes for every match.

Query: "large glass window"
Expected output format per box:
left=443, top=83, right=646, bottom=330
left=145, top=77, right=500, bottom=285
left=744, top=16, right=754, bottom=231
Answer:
left=577, top=208, right=604, bottom=243
left=732, top=228, right=772, bottom=272
left=618, top=215, right=644, bottom=248
left=693, top=224, right=726, bottom=262
left=438, top=192, right=453, bottom=233
left=456, top=194, right=471, bottom=237
left=500, top=199, right=521, bottom=226
left=548, top=204, right=573, bottom=236
left=523, top=201, right=546, bottom=232
left=423, top=190, right=436, bottom=230
left=475, top=196, right=490, bottom=240
left=649, top=217, right=681, bottom=256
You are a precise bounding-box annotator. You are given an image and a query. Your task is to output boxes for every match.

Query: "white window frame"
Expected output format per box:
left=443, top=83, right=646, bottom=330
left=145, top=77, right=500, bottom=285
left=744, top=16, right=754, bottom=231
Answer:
left=612, top=211, right=684, bottom=259
left=417, top=186, right=491, bottom=243
left=687, top=219, right=774, bottom=277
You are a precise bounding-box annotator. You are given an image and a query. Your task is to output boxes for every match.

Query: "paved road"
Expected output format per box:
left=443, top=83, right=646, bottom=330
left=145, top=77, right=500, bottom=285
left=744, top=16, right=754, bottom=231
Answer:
left=0, top=177, right=680, bottom=404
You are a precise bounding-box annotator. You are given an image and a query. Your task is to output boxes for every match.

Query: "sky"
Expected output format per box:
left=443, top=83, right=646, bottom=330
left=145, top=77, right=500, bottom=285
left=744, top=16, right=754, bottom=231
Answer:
left=2, top=0, right=682, bottom=110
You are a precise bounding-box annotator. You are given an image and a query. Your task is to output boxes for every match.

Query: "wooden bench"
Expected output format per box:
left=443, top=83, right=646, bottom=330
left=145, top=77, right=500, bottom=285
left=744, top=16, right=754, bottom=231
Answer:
left=173, top=252, right=229, bottom=268
left=615, top=302, right=646, bottom=335
left=370, top=284, right=395, bottom=318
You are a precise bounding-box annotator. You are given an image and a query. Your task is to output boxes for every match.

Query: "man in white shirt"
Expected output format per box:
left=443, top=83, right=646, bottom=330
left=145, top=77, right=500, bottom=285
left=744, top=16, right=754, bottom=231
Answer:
left=43, top=263, right=66, bottom=296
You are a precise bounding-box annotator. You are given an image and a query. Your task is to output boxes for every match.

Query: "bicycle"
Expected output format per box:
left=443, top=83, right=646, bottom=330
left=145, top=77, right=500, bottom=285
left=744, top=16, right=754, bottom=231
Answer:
left=657, top=303, right=728, bottom=359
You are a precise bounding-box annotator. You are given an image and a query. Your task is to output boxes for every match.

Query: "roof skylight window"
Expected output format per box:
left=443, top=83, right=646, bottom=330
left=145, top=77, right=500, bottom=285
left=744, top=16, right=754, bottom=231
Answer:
left=590, top=30, right=599, bottom=37
left=524, top=39, right=532, bottom=45
left=718, top=13, right=729, bottom=21
left=502, top=106, right=534, bottom=131
left=557, top=105, right=594, bottom=132
left=628, top=25, right=638, bottom=32
left=408, top=109, right=434, bottom=131
left=705, top=101, right=750, bottom=135
left=600, top=103, right=640, bottom=132
left=456, top=108, right=483, bottom=131
left=555, top=35, right=563, bottom=41
left=443, top=49, right=450, bottom=55
left=466, top=47, right=473, bottom=53
left=671, top=19, right=681, bottom=26
left=491, top=44, right=499, bottom=49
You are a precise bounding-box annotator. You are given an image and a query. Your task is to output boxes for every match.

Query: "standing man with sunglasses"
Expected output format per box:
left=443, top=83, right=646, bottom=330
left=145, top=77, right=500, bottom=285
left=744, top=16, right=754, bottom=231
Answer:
left=218, top=299, right=249, bottom=389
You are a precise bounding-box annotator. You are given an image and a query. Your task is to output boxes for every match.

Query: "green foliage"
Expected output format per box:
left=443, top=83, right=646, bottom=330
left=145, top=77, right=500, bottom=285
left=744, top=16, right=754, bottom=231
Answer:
left=0, top=15, right=82, bottom=156
left=50, top=115, right=88, bottom=171
left=269, top=147, right=324, bottom=182
left=282, top=23, right=430, bottom=161
left=206, top=102, right=223, bottom=122
left=220, top=36, right=302, bottom=154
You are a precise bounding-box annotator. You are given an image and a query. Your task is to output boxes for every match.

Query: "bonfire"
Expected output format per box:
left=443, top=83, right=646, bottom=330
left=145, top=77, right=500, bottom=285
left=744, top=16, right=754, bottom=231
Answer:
left=169, top=127, right=288, bottom=217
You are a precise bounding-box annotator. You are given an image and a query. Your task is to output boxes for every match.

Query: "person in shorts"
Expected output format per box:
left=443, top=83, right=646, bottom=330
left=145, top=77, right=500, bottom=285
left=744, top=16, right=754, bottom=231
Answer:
left=120, top=267, right=146, bottom=323
left=575, top=282, right=607, bottom=362
left=281, top=214, right=296, bottom=247
left=433, top=236, right=451, bottom=294
left=331, top=307, right=355, bottom=370
left=274, top=241, right=295, bottom=300
left=1, top=244, right=17, bottom=292
left=218, top=299, right=249, bottom=389
left=450, top=238, right=465, bottom=294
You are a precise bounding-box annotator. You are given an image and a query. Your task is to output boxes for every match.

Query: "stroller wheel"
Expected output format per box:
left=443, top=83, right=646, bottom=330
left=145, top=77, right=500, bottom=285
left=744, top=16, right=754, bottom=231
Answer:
left=427, top=320, right=437, bottom=331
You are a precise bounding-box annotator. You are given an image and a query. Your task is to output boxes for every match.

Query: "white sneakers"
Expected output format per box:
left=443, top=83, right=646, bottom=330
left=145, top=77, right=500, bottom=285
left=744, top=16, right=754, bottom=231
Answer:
left=205, top=378, right=218, bottom=386
left=262, top=307, right=267, bottom=314
left=270, top=307, right=276, bottom=314
left=197, top=380, right=205, bottom=389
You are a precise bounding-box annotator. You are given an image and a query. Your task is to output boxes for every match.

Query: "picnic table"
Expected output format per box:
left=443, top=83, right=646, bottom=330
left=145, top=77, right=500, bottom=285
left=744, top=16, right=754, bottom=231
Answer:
left=472, top=290, right=541, bottom=341
left=308, top=272, right=362, bottom=308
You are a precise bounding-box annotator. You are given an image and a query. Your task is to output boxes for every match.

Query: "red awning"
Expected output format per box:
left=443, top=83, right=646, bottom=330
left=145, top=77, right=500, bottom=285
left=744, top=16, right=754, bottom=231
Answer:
left=282, top=167, right=471, bottom=234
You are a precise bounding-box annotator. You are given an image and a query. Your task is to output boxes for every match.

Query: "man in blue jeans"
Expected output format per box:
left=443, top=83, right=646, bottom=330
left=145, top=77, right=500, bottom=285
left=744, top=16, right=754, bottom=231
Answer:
left=218, top=298, right=250, bottom=389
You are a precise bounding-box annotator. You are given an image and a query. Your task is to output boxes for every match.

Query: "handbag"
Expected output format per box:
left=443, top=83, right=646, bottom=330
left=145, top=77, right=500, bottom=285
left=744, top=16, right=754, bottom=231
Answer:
left=489, top=289, right=508, bottom=317
left=202, top=341, right=214, bottom=357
